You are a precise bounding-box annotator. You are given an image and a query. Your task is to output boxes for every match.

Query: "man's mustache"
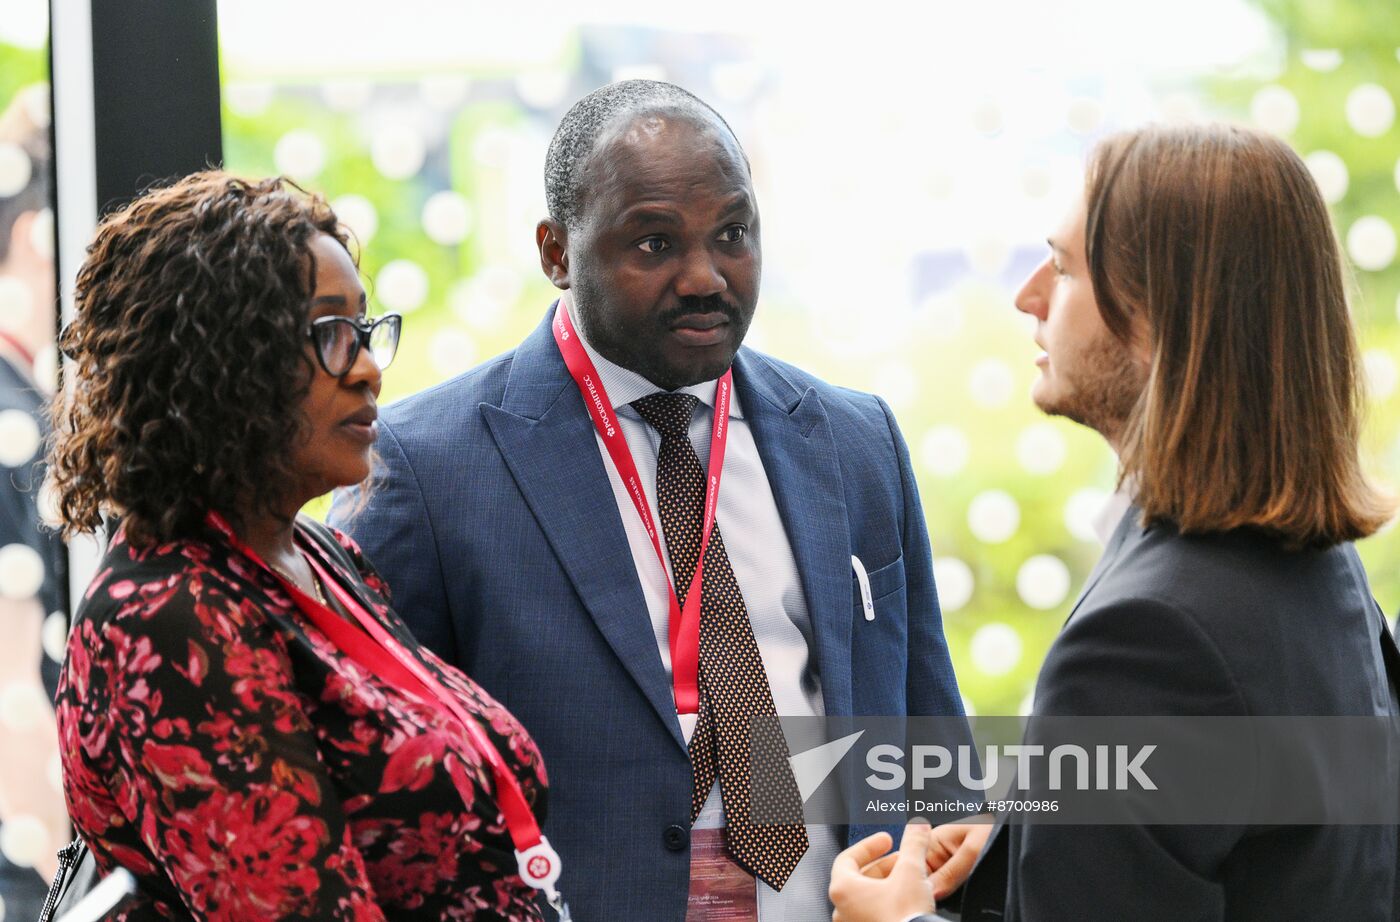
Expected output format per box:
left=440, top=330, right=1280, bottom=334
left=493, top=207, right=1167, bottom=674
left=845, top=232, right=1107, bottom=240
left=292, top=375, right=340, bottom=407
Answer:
left=660, top=295, right=741, bottom=326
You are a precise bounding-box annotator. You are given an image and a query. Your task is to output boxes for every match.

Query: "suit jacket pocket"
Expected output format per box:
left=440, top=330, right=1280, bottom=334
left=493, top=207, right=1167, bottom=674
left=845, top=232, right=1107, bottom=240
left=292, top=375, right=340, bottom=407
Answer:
left=853, top=554, right=906, bottom=608
left=851, top=554, right=909, bottom=714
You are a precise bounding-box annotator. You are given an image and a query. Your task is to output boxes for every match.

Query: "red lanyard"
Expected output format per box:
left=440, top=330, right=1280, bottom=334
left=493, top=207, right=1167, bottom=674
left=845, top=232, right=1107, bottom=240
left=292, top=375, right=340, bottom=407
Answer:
left=551, top=299, right=730, bottom=716
left=204, top=512, right=566, bottom=909
left=0, top=332, right=35, bottom=372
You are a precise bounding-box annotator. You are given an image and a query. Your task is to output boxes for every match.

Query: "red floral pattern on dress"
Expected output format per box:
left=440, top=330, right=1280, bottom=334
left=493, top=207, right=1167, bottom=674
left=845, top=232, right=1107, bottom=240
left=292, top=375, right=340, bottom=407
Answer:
left=55, top=518, right=547, bottom=920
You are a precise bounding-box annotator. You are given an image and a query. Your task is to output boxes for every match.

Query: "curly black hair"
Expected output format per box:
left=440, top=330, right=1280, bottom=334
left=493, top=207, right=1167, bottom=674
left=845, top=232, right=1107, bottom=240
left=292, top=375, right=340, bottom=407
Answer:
left=49, top=171, right=350, bottom=547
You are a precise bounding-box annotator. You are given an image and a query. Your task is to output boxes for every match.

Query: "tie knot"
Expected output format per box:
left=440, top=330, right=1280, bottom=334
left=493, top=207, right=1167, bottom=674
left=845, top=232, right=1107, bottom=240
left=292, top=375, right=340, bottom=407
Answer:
left=631, top=392, right=700, bottom=441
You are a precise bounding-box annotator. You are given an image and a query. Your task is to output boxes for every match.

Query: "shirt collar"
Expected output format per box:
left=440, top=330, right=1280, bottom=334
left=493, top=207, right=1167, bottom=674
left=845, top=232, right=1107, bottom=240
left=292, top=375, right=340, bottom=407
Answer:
left=1093, top=476, right=1137, bottom=545
left=563, top=295, right=744, bottom=419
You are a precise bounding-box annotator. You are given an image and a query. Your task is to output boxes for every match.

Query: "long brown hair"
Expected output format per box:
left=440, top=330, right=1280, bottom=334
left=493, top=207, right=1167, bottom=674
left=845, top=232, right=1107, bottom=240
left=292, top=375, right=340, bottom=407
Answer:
left=1085, top=124, right=1392, bottom=548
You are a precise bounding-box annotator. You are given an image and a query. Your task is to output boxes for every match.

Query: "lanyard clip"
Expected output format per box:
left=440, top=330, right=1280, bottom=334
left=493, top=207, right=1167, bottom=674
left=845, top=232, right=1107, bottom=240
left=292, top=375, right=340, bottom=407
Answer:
left=517, top=837, right=566, bottom=916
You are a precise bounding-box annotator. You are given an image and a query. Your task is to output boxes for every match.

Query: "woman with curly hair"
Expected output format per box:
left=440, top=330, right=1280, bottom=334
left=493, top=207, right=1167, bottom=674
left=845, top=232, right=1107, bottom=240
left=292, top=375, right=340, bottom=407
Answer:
left=48, top=171, right=560, bottom=920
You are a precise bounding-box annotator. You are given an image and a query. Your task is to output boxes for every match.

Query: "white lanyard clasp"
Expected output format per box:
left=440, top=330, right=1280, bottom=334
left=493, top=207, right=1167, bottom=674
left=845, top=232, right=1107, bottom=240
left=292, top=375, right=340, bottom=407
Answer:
left=517, top=836, right=569, bottom=919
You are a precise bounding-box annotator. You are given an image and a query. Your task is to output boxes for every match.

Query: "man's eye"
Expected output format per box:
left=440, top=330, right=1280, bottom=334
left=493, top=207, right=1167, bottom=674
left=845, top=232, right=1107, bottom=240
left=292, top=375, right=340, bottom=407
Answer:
left=720, top=225, right=747, bottom=243
left=637, top=237, right=669, bottom=254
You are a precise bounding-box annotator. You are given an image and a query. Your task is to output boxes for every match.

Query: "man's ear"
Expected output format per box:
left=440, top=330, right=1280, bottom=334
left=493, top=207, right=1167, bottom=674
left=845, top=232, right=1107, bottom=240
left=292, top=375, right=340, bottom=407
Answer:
left=536, top=219, right=570, bottom=290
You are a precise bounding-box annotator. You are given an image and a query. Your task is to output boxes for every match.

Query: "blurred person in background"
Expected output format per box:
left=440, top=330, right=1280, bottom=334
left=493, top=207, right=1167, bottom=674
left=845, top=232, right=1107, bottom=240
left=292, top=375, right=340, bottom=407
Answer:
left=831, top=123, right=1400, bottom=920
left=334, top=78, right=966, bottom=921
left=47, top=171, right=562, bottom=920
left=0, top=86, right=67, bottom=915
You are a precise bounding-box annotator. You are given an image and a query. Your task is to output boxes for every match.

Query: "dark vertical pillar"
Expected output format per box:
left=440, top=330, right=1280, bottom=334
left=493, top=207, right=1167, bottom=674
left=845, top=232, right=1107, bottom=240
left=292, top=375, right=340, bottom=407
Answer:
left=89, top=0, right=222, bottom=215
left=48, top=0, right=224, bottom=612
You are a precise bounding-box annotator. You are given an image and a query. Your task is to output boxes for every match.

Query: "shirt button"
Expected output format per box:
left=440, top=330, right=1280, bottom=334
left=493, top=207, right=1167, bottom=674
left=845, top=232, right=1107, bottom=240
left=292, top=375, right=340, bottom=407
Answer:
left=662, top=824, right=689, bottom=852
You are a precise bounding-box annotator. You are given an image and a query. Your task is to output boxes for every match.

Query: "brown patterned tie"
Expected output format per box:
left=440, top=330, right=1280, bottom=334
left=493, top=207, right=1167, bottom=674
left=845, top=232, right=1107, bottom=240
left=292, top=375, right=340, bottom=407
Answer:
left=631, top=392, right=810, bottom=891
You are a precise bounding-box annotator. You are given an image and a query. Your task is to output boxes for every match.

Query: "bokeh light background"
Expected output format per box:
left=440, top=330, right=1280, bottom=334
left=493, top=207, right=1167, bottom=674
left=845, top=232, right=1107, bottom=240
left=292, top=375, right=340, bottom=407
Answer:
left=3, top=0, right=1400, bottom=724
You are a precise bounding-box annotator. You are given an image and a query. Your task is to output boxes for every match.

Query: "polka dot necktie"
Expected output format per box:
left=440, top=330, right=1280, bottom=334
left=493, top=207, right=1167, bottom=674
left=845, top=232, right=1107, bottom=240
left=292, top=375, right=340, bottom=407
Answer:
left=631, top=392, right=810, bottom=891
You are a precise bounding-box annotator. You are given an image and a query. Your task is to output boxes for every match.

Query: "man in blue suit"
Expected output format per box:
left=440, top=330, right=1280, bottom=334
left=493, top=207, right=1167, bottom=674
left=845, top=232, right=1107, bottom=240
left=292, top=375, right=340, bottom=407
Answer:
left=332, top=80, right=964, bottom=921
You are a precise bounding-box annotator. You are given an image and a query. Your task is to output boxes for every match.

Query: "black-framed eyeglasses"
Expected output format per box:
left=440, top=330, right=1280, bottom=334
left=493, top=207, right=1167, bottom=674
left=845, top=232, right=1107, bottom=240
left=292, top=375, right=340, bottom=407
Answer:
left=307, top=314, right=402, bottom=377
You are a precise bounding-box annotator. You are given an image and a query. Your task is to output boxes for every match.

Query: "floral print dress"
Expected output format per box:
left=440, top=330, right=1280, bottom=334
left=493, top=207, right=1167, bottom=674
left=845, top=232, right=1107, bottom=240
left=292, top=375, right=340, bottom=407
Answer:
left=54, top=517, right=548, bottom=921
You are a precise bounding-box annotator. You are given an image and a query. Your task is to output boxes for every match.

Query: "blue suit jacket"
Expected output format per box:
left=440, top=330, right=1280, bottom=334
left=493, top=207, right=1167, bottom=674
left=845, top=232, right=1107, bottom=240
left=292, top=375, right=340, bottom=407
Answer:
left=331, top=307, right=964, bottom=920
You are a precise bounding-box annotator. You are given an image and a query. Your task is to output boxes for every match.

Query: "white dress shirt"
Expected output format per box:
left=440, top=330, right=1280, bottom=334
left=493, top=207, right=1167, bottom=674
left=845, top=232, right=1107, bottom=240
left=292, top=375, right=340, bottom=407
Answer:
left=566, top=299, right=839, bottom=921
left=1093, top=475, right=1138, bottom=546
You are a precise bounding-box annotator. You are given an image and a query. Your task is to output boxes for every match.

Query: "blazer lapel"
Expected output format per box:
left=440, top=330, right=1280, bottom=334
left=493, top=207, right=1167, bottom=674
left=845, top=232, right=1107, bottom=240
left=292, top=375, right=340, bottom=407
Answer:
left=961, top=508, right=1141, bottom=918
left=481, top=307, right=686, bottom=750
left=1064, top=503, right=1141, bottom=624
left=733, top=349, right=854, bottom=718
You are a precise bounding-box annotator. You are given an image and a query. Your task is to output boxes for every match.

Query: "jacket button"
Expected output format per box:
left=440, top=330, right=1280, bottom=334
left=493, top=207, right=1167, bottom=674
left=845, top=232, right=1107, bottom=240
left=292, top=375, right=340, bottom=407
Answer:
left=663, top=824, right=689, bottom=851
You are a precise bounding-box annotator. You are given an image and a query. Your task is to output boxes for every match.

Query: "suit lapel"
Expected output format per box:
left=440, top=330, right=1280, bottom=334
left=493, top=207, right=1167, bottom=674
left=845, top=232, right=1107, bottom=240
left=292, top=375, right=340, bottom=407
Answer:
left=481, top=307, right=686, bottom=750
left=963, top=509, right=1143, bottom=917
left=1064, top=504, right=1141, bottom=624
left=733, top=350, right=854, bottom=718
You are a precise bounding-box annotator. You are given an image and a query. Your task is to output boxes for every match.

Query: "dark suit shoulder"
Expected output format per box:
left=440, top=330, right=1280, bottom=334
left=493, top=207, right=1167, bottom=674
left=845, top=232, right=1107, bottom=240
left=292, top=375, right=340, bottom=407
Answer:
left=1072, top=519, right=1382, bottom=716
left=1106, top=521, right=1367, bottom=606
left=1096, top=523, right=1374, bottom=661
left=1039, top=590, right=1244, bottom=716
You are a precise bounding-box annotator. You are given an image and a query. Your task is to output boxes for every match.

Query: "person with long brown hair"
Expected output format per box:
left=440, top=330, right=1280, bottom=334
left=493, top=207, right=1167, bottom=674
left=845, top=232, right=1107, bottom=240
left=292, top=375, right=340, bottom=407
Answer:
left=829, top=123, right=1400, bottom=920
left=47, top=171, right=563, bottom=920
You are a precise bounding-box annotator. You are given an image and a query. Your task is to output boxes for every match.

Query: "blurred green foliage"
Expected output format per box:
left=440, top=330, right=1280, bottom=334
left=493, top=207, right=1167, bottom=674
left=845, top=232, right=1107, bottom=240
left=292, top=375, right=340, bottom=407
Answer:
left=217, top=78, right=1129, bottom=716
left=1222, top=0, right=1400, bottom=632
left=222, top=17, right=1400, bottom=715
left=7, top=0, right=1399, bottom=716
left=0, top=42, right=45, bottom=108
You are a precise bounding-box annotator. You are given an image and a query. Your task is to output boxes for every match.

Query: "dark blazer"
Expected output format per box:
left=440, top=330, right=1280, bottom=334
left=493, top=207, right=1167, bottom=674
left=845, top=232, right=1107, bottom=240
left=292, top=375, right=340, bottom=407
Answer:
left=330, top=307, right=966, bottom=921
left=957, top=505, right=1400, bottom=921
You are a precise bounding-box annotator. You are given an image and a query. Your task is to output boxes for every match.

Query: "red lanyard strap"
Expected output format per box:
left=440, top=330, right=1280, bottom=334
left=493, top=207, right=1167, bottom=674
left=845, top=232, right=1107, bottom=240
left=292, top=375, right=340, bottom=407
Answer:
left=206, top=513, right=567, bottom=909
left=551, top=300, right=730, bottom=716
left=203, top=513, right=544, bottom=852
left=0, top=331, right=35, bottom=372
left=303, top=551, right=545, bottom=848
